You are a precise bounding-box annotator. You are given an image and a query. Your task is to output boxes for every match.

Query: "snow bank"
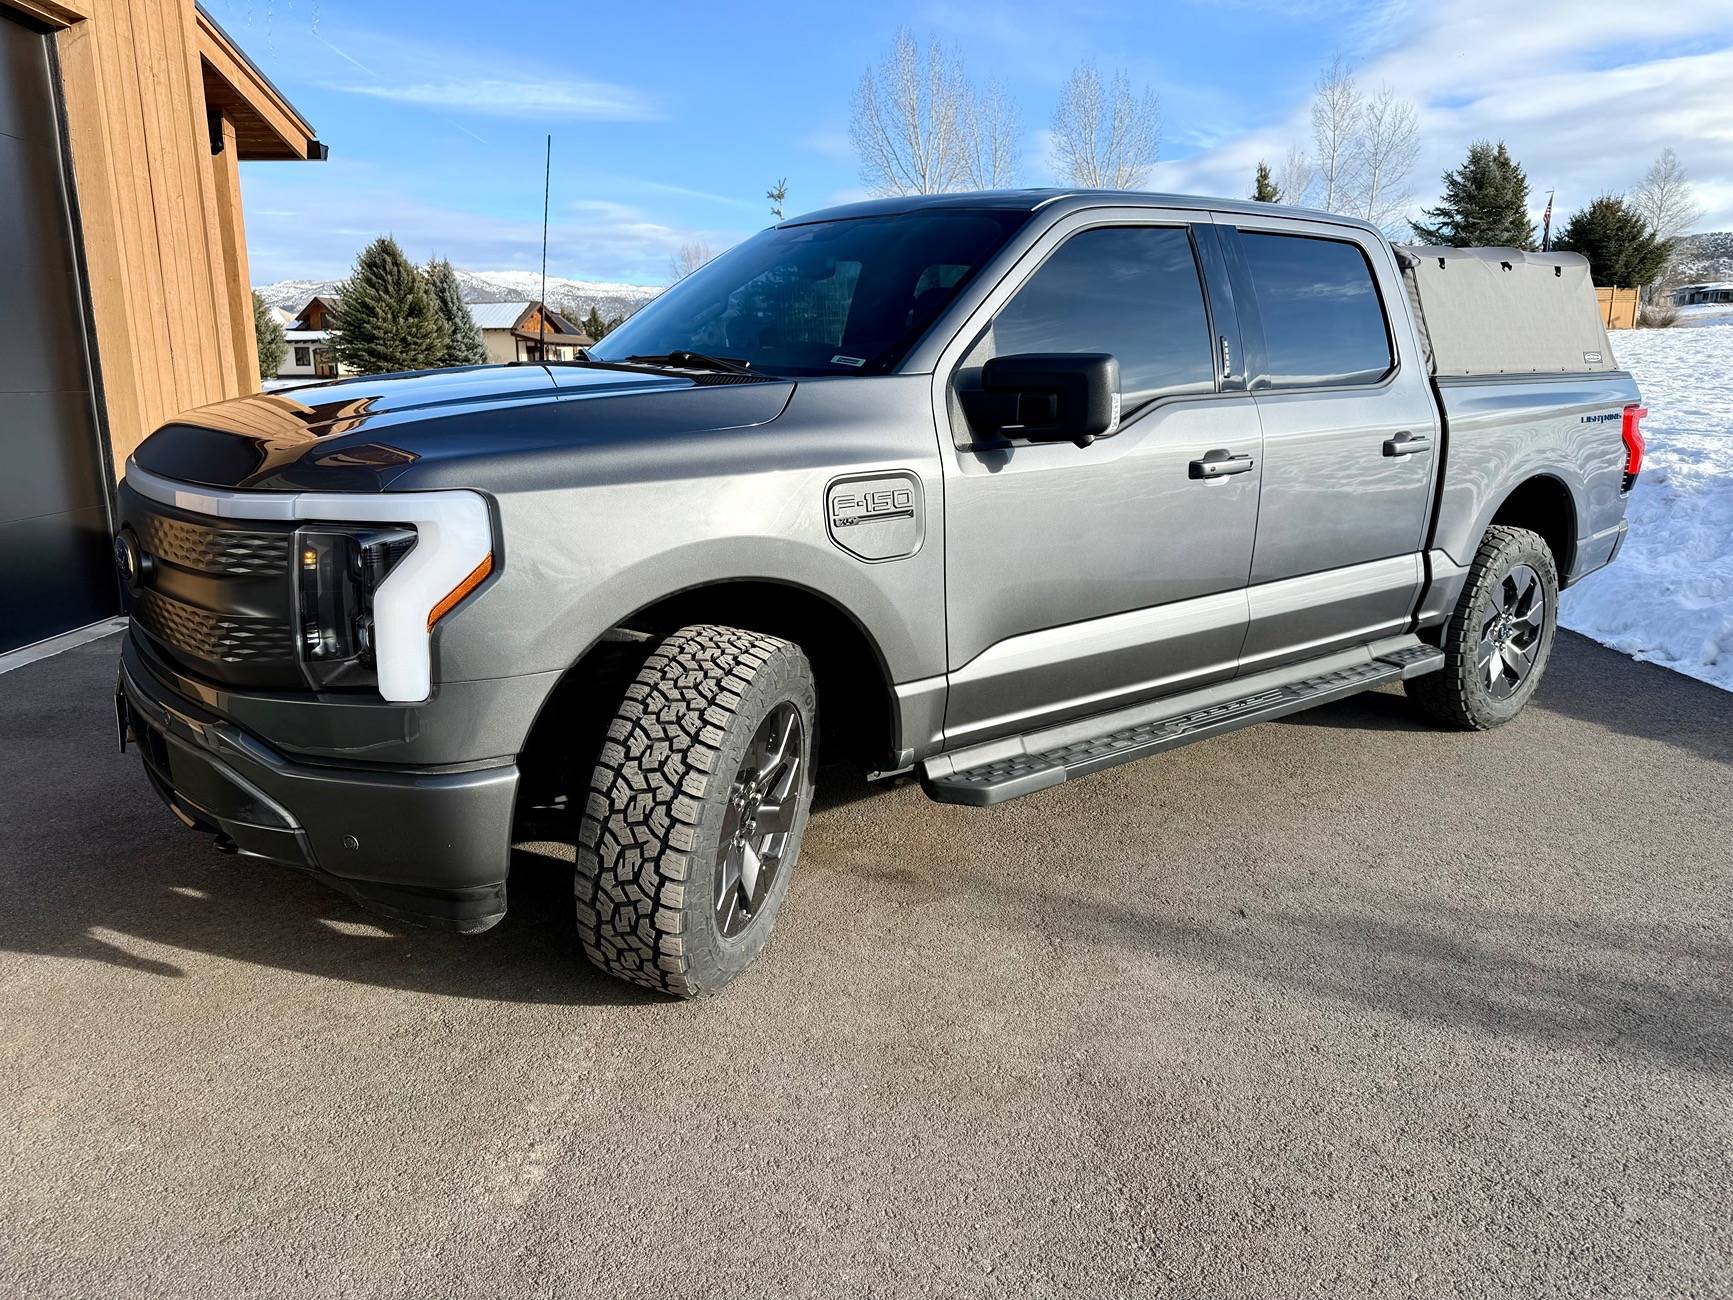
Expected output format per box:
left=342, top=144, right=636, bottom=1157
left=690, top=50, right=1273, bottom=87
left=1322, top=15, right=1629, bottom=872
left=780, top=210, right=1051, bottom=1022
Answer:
left=1559, top=322, right=1733, bottom=691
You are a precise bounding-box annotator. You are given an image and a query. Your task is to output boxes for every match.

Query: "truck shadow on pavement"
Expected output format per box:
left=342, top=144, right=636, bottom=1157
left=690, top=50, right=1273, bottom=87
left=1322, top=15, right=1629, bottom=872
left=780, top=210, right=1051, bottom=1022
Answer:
left=1279, top=633, right=1733, bottom=769
left=852, top=858, right=1733, bottom=1081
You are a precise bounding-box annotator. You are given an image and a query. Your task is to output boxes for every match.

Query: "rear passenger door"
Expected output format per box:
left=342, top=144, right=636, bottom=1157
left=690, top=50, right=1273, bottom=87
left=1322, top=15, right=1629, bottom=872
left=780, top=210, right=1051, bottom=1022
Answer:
left=1215, top=214, right=1441, bottom=674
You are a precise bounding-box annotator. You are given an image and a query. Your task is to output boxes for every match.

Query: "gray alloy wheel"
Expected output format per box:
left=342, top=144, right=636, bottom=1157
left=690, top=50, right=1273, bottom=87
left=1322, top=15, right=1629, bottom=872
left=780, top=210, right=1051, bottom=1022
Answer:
left=1406, top=524, right=1560, bottom=730
left=1477, top=562, right=1547, bottom=700
left=715, top=701, right=805, bottom=938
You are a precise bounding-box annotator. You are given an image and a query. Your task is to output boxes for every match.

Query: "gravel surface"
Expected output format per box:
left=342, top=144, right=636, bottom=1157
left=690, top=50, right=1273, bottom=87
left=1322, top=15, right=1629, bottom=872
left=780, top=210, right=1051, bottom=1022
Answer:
left=2, top=632, right=1730, bottom=1299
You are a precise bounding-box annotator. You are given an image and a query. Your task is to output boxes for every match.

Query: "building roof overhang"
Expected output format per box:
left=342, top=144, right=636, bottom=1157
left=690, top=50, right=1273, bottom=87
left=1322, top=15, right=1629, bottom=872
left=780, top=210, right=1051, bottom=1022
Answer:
left=195, top=3, right=325, bottom=161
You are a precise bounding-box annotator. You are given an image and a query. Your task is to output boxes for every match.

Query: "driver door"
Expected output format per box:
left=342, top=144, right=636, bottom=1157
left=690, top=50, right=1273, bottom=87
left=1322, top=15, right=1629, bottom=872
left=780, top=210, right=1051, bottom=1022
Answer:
left=934, top=211, right=1263, bottom=749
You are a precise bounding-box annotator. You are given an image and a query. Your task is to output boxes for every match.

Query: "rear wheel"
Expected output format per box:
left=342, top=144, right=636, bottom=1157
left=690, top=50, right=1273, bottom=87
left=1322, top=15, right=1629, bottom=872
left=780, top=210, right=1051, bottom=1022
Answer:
left=1406, top=524, right=1559, bottom=730
left=574, top=624, right=817, bottom=997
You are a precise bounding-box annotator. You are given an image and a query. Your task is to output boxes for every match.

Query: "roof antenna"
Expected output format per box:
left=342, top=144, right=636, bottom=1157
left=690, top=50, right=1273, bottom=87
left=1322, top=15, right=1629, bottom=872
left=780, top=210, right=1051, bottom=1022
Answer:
left=539, top=133, right=551, bottom=366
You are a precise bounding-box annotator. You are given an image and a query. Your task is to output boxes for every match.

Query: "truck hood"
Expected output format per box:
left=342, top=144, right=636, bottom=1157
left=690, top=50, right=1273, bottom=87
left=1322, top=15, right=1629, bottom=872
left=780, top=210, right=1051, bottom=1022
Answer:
left=130, top=363, right=796, bottom=493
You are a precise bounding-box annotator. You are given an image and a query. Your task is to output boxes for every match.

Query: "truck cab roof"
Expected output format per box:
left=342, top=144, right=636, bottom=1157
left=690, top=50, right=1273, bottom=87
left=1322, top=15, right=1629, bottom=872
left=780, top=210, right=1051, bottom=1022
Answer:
left=781, top=188, right=1387, bottom=239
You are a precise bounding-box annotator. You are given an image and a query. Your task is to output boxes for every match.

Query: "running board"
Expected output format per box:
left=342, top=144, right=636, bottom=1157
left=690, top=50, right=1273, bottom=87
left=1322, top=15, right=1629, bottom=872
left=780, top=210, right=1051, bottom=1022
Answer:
left=921, top=639, right=1444, bottom=807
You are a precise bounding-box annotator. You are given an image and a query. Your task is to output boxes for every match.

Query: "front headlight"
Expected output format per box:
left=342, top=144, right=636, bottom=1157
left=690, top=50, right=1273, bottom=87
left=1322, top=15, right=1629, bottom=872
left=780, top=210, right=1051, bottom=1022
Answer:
left=294, top=524, right=418, bottom=689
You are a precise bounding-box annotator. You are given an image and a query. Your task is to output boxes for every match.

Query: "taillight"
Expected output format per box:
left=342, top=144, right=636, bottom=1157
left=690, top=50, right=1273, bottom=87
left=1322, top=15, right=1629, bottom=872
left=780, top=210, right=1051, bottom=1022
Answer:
left=1620, top=405, right=1646, bottom=493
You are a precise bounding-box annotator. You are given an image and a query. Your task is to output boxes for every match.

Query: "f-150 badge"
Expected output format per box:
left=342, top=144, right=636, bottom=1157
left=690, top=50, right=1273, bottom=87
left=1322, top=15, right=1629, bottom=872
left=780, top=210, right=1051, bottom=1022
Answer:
left=826, top=471, right=924, bottom=562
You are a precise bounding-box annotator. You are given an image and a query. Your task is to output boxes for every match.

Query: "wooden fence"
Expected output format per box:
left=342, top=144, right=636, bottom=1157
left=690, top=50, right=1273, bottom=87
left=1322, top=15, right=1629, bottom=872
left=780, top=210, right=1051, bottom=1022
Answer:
left=1595, top=286, right=1640, bottom=330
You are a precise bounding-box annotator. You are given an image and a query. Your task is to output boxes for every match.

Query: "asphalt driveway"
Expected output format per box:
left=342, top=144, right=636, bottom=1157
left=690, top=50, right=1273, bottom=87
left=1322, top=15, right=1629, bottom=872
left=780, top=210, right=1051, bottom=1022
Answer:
left=2, top=631, right=1730, bottom=1298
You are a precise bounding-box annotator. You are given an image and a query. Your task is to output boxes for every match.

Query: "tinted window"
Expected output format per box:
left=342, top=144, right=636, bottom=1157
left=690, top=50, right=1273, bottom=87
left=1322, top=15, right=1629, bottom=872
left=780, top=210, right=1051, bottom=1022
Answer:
left=1241, top=233, right=1392, bottom=388
left=589, top=211, right=1029, bottom=376
left=985, top=226, right=1215, bottom=414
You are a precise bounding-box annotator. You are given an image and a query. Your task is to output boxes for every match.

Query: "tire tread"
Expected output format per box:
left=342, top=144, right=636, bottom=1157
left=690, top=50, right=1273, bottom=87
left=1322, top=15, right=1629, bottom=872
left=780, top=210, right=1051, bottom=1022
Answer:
left=574, top=623, right=799, bottom=997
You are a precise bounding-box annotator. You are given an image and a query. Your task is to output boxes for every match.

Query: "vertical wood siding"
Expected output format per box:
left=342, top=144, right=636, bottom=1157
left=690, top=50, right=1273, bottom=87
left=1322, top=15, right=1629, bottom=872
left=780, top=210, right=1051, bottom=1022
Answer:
left=52, top=0, right=258, bottom=472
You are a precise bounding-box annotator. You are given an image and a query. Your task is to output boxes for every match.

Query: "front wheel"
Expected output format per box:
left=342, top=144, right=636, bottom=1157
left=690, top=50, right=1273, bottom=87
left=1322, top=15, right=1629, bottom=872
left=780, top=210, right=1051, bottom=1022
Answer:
left=574, top=624, right=817, bottom=997
left=1406, top=524, right=1560, bottom=730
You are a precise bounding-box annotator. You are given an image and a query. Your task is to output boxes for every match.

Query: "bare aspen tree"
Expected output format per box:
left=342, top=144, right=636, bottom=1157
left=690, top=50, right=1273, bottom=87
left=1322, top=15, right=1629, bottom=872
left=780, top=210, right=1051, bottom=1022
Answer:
left=850, top=29, right=969, bottom=195
left=1630, top=148, right=1702, bottom=242
left=1051, top=60, right=1160, bottom=190
left=1630, top=148, right=1702, bottom=294
left=1310, top=55, right=1362, bottom=213
left=669, top=241, right=714, bottom=283
left=961, top=79, right=1021, bottom=189
left=1277, top=145, right=1315, bottom=209
left=1357, top=84, right=1419, bottom=231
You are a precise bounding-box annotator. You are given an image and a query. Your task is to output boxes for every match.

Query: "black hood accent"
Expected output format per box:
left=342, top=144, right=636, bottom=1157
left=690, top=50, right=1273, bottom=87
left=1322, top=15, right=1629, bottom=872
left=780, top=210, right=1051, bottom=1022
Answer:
left=132, top=363, right=795, bottom=493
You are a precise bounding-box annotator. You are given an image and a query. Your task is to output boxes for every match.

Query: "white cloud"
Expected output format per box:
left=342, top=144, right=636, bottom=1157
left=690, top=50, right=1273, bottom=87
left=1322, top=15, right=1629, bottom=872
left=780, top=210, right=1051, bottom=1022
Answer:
left=1154, top=0, right=1733, bottom=231
left=343, top=76, right=658, bottom=122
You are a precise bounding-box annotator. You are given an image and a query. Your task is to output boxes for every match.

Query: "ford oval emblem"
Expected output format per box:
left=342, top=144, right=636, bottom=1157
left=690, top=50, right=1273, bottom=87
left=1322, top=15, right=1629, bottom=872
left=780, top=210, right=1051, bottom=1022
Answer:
left=113, top=530, right=150, bottom=592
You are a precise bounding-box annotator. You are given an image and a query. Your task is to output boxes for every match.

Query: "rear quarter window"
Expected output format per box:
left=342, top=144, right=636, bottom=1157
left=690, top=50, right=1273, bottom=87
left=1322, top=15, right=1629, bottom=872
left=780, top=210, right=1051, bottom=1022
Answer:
left=1242, top=232, right=1393, bottom=388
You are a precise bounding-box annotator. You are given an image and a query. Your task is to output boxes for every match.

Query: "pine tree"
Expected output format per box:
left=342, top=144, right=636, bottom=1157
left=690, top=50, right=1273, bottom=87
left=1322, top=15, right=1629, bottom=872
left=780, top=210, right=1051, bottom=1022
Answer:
left=1252, top=161, right=1280, bottom=203
left=580, top=306, right=607, bottom=341
left=1411, top=141, right=1535, bottom=249
left=252, top=291, right=285, bottom=382
left=425, top=257, right=486, bottom=367
left=329, top=236, right=449, bottom=375
left=1554, top=196, right=1672, bottom=289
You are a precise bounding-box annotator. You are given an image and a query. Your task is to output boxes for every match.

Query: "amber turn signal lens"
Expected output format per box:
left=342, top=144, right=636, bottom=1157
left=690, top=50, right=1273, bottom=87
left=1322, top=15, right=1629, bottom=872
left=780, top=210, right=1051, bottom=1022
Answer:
left=427, top=553, right=494, bottom=631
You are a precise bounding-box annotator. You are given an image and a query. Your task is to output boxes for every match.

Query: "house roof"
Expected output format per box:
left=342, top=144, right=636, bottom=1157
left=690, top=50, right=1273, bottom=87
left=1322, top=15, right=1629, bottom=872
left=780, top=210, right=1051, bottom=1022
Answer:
left=466, top=301, right=538, bottom=330
left=467, top=300, right=588, bottom=339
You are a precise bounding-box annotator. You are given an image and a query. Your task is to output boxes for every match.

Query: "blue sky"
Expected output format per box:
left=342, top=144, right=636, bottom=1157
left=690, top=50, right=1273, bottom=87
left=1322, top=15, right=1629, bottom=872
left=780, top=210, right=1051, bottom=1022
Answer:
left=212, top=0, right=1733, bottom=287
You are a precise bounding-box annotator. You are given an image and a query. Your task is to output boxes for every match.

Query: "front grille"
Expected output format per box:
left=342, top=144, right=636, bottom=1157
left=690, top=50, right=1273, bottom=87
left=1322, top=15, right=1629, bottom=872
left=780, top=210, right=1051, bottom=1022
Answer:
left=131, top=588, right=298, bottom=664
left=133, top=513, right=288, bottom=576
left=118, top=480, right=302, bottom=688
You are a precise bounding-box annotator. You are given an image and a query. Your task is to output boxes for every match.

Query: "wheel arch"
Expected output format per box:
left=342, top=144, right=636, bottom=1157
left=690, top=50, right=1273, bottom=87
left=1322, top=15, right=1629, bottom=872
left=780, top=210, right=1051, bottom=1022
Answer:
left=513, top=577, right=903, bottom=824
left=1486, top=472, right=1578, bottom=581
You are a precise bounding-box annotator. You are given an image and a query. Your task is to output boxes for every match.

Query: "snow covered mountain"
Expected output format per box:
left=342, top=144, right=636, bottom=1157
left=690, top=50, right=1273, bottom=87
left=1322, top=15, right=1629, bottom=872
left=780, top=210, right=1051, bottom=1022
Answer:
left=256, top=269, right=662, bottom=324
left=1671, top=231, right=1733, bottom=285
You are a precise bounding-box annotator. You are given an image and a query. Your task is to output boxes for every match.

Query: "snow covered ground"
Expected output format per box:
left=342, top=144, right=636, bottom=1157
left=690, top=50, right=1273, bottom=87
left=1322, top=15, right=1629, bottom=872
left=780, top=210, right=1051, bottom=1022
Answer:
left=1559, top=322, right=1733, bottom=691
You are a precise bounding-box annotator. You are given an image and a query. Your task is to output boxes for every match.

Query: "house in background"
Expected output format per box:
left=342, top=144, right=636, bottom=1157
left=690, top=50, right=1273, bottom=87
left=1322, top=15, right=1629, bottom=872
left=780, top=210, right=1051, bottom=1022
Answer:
left=468, top=301, right=593, bottom=362
left=279, top=294, right=343, bottom=379
left=1, top=0, right=323, bottom=658
left=1670, top=282, right=1733, bottom=306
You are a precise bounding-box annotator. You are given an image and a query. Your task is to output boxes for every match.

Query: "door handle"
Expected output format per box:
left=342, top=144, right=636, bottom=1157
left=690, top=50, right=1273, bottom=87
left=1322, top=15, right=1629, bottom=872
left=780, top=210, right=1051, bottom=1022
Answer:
left=1383, top=431, right=1431, bottom=457
left=1189, top=449, right=1256, bottom=479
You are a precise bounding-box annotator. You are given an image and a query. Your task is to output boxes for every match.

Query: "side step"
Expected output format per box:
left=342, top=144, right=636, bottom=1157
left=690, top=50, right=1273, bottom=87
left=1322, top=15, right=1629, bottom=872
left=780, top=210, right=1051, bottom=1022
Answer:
left=921, top=639, right=1444, bottom=807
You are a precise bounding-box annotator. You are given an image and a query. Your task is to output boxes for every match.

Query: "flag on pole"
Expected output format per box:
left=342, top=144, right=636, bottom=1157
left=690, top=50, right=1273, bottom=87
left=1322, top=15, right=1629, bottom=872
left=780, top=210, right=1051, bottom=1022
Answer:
left=1541, top=190, right=1554, bottom=252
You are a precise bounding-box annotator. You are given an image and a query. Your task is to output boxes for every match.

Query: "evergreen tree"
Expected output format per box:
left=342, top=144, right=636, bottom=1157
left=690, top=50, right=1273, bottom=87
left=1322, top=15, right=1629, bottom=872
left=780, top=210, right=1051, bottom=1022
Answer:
left=1411, top=141, right=1535, bottom=248
left=1554, top=195, right=1672, bottom=288
left=580, top=305, right=608, bottom=341
left=329, top=236, right=448, bottom=375
left=252, top=291, right=285, bottom=382
left=1252, top=161, right=1280, bottom=203
left=425, top=257, right=486, bottom=366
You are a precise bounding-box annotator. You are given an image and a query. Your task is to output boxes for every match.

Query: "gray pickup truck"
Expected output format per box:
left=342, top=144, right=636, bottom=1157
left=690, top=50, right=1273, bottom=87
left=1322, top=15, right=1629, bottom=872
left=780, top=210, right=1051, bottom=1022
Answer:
left=115, top=191, right=1644, bottom=996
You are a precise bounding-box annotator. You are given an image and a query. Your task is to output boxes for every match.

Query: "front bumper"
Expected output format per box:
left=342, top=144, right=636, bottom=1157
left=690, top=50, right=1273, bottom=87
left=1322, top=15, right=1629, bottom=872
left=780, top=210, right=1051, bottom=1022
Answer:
left=117, top=635, right=517, bottom=932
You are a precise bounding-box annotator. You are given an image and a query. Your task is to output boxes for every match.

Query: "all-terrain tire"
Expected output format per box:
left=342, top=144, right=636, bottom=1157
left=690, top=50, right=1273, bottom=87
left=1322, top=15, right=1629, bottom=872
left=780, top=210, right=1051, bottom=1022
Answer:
left=574, top=624, right=817, bottom=997
left=1405, top=524, right=1560, bottom=730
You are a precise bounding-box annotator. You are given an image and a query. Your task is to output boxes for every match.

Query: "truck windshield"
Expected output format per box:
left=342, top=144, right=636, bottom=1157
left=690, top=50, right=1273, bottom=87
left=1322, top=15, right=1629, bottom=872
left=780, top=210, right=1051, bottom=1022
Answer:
left=587, top=210, right=1030, bottom=377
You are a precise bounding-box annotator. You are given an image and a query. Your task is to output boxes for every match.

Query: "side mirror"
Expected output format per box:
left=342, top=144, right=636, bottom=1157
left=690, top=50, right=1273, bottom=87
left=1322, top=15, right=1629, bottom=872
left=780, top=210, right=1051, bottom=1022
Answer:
left=976, top=353, right=1120, bottom=448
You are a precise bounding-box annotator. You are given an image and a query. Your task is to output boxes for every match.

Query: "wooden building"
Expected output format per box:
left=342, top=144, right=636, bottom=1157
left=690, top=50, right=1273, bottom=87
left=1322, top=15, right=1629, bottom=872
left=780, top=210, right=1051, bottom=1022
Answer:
left=467, top=300, right=594, bottom=363
left=1, top=0, right=323, bottom=657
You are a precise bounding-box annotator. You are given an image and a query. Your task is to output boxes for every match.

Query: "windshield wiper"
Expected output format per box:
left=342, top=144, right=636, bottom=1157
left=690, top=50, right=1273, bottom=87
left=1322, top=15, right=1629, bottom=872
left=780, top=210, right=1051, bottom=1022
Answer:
left=621, top=351, right=760, bottom=377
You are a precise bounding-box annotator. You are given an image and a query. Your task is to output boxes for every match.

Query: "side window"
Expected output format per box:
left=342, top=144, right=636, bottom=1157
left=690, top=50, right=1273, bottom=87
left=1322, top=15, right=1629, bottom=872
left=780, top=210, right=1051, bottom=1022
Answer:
left=1240, top=233, right=1392, bottom=388
left=983, top=225, right=1215, bottom=416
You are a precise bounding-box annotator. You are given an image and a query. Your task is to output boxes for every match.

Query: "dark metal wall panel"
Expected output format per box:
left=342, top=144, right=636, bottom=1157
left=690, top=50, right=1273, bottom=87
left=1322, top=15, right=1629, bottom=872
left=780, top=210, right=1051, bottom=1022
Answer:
left=0, top=14, right=117, bottom=654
